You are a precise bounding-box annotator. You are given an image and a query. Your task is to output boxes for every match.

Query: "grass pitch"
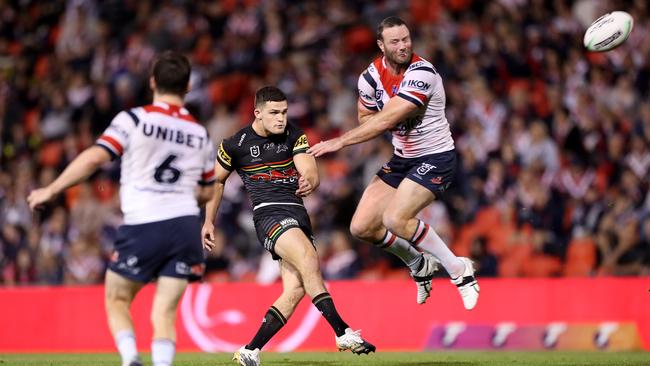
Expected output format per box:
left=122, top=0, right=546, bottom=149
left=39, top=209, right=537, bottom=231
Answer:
left=1, top=351, right=649, bottom=365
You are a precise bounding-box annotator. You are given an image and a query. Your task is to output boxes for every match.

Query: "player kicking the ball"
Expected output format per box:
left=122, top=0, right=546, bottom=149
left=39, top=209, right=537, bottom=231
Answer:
left=202, top=86, right=375, bottom=366
left=309, top=16, right=479, bottom=310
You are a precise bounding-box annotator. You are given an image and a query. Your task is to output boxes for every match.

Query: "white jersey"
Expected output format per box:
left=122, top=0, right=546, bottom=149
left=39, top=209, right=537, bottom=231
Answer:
left=357, top=54, right=454, bottom=158
left=96, top=101, right=216, bottom=225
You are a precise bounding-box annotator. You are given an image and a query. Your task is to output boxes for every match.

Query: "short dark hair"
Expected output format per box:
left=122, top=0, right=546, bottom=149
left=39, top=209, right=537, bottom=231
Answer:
left=377, top=16, right=407, bottom=41
left=254, top=86, right=287, bottom=107
left=152, top=51, right=191, bottom=96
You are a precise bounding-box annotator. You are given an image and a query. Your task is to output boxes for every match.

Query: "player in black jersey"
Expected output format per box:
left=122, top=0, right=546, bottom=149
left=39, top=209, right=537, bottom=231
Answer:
left=202, top=86, right=374, bottom=366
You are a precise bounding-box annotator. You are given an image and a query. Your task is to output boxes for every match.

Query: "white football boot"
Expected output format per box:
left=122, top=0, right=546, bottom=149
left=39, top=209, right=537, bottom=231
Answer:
left=450, top=257, right=480, bottom=310
left=232, top=346, right=260, bottom=366
left=411, top=253, right=439, bottom=304
left=335, top=328, right=376, bottom=355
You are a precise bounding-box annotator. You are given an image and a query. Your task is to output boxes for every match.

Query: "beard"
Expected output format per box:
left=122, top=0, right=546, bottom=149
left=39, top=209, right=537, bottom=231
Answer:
left=386, top=48, right=412, bottom=67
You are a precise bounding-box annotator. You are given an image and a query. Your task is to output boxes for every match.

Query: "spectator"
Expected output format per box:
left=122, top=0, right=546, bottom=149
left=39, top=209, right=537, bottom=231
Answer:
left=1, top=0, right=649, bottom=284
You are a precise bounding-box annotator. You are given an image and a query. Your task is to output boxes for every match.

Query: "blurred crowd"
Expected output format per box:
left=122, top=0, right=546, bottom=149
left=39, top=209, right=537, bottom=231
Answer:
left=1, top=0, right=649, bottom=286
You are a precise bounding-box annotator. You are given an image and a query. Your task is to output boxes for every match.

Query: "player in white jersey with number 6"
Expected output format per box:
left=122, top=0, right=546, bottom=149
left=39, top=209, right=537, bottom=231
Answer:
left=27, top=52, right=216, bottom=366
left=309, top=16, right=479, bottom=310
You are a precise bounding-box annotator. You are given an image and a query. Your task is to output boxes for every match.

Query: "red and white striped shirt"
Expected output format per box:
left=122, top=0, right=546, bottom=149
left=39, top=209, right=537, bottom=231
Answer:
left=96, top=101, right=215, bottom=224
left=358, top=54, right=454, bottom=157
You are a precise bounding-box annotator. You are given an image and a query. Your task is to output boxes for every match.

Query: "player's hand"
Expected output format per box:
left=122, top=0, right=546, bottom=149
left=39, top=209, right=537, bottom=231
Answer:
left=295, top=176, right=315, bottom=197
left=27, top=186, right=55, bottom=211
left=202, top=222, right=216, bottom=251
left=307, top=137, right=343, bottom=157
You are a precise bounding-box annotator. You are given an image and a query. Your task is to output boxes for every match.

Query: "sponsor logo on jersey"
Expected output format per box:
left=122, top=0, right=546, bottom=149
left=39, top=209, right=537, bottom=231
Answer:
left=250, top=145, right=260, bottom=157
left=395, top=116, right=424, bottom=135
left=250, top=167, right=298, bottom=183
left=264, top=142, right=275, bottom=150
left=276, top=144, right=288, bottom=153
left=238, top=133, right=246, bottom=146
left=142, top=123, right=206, bottom=149
left=391, top=85, right=398, bottom=95
left=408, top=61, right=426, bottom=70
left=280, top=218, right=299, bottom=227
left=375, top=90, right=384, bottom=100
left=430, top=176, right=443, bottom=184
left=402, top=79, right=431, bottom=90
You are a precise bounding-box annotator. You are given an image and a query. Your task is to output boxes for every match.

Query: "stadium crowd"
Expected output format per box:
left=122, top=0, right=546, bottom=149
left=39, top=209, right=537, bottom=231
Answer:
left=1, top=0, right=649, bottom=286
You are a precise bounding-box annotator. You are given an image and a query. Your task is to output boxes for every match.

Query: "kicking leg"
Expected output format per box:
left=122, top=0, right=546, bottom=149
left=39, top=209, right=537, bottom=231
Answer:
left=273, top=228, right=375, bottom=354
left=150, top=276, right=188, bottom=366
left=350, top=177, right=425, bottom=274
left=384, top=178, right=479, bottom=309
left=105, top=270, right=144, bottom=366
left=234, top=261, right=305, bottom=366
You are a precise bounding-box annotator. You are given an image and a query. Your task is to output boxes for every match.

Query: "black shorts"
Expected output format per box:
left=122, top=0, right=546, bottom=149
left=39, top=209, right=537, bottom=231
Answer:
left=253, top=205, right=315, bottom=260
left=108, top=215, right=205, bottom=283
left=377, top=150, right=457, bottom=195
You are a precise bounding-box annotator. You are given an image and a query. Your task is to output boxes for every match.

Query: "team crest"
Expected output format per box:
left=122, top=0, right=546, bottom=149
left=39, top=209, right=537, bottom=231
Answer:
left=416, top=163, right=436, bottom=176
left=250, top=145, right=260, bottom=157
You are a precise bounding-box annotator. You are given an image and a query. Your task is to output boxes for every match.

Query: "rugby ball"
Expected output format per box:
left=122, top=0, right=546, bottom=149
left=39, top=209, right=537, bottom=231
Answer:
left=583, top=11, right=634, bottom=52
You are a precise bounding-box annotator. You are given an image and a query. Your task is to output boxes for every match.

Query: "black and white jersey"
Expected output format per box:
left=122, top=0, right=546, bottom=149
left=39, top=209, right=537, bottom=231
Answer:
left=216, top=123, right=310, bottom=210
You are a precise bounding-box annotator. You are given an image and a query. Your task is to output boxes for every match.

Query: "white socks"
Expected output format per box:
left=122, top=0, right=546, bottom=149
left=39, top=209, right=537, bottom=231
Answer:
left=115, top=330, right=139, bottom=366
left=375, top=230, right=423, bottom=272
left=411, top=219, right=464, bottom=278
left=115, top=331, right=175, bottom=366
left=152, top=338, right=176, bottom=366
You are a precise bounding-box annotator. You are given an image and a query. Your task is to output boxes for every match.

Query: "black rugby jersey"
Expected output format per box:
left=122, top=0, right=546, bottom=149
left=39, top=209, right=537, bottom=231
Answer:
left=216, top=123, right=310, bottom=208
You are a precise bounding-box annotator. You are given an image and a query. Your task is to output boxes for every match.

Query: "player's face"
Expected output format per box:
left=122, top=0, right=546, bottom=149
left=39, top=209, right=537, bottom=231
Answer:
left=255, top=101, right=288, bottom=135
left=378, top=25, right=412, bottom=66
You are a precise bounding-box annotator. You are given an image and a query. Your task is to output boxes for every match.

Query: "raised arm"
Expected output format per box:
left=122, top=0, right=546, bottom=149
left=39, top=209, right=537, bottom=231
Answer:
left=27, top=146, right=112, bottom=210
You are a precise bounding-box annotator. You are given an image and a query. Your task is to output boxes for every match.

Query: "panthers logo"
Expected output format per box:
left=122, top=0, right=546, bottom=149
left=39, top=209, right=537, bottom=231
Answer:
left=218, top=143, right=231, bottom=166
left=294, top=134, right=309, bottom=151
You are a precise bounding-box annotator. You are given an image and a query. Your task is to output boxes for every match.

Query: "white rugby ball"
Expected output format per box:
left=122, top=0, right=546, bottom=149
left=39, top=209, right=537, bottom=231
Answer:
left=583, top=11, right=634, bottom=52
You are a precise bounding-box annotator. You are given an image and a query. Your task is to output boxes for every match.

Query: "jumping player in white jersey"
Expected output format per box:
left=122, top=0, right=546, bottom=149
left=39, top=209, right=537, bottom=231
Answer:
left=309, top=17, right=479, bottom=310
left=27, top=52, right=216, bottom=366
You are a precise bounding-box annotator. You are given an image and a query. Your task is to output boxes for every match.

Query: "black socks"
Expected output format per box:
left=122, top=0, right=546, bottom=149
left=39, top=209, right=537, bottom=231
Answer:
left=312, top=292, right=349, bottom=337
left=246, top=306, right=286, bottom=350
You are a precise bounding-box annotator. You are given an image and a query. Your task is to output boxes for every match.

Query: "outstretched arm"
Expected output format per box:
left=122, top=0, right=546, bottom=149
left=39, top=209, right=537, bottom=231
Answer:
left=308, top=96, right=418, bottom=157
left=293, top=153, right=319, bottom=197
left=27, top=145, right=112, bottom=210
left=202, top=163, right=232, bottom=251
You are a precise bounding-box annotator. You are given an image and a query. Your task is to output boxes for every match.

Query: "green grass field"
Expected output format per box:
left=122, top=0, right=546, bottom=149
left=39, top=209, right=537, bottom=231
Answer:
left=1, top=351, right=649, bottom=366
